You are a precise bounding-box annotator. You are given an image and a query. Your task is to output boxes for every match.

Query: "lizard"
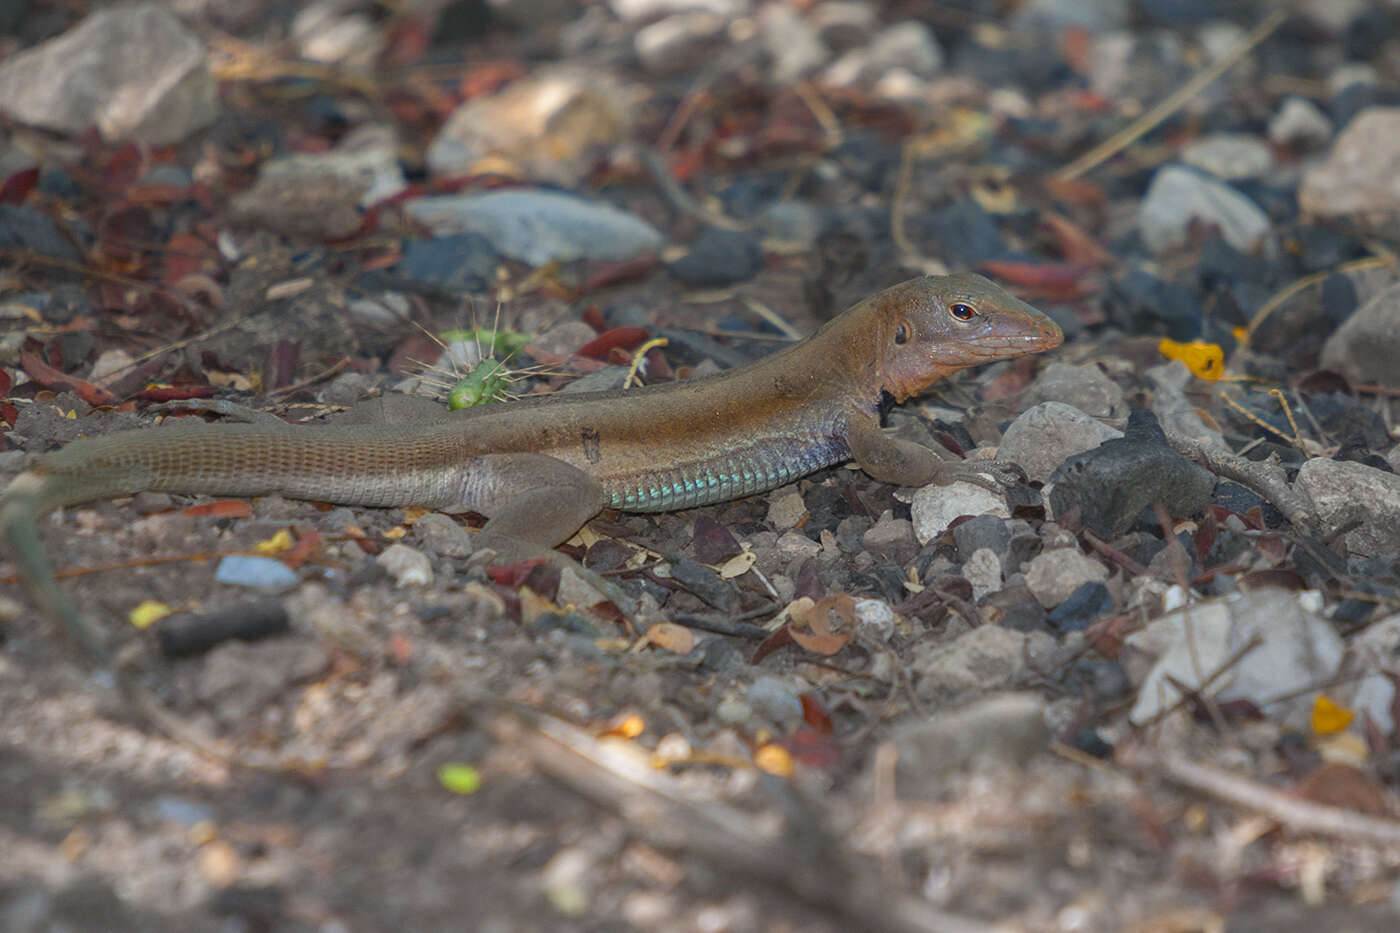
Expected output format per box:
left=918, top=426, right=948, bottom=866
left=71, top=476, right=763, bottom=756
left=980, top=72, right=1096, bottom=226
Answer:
left=0, top=273, right=1062, bottom=662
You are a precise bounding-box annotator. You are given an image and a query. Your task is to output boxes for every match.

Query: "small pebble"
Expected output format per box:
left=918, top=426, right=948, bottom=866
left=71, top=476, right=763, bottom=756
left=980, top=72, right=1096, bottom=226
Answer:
left=377, top=543, right=433, bottom=587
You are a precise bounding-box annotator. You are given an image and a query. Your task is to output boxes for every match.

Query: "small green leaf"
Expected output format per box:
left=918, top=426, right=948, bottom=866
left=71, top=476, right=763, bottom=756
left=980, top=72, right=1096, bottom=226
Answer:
left=437, top=763, right=482, bottom=795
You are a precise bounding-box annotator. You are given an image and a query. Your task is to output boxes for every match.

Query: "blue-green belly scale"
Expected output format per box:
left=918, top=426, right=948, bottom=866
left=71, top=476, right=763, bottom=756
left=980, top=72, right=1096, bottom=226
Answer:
left=605, top=434, right=850, bottom=512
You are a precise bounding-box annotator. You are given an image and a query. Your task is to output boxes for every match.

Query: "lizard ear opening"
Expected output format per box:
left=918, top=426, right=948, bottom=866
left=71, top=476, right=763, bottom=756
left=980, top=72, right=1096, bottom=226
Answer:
left=894, top=322, right=910, bottom=345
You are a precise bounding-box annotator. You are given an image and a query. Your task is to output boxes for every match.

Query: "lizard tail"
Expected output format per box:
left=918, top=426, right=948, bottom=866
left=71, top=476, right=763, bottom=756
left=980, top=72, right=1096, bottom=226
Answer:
left=0, top=471, right=111, bottom=664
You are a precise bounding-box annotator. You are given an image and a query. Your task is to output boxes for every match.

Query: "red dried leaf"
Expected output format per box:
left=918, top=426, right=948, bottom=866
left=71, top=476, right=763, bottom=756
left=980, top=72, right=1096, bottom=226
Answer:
left=459, top=60, right=528, bottom=99
left=182, top=499, right=253, bottom=519
left=1043, top=175, right=1107, bottom=208
left=1042, top=212, right=1113, bottom=266
left=577, top=326, right=650, bottom=361
left=782, top=728, right=841, bottom=770
left=281, top=529, right=322, bottom=569
left=382, top=15, right=431, bottom=67
left=750, top=625, right=796, bottom=665
left=162, top=232, right=216, bottom=285
left=0, top=367, right=10, bottom=395
left=980, top=260, right=1094, bottom=300
left=581, top=255, right=659, bottom=295
left=1294, top=762, right=1392, bottom=817
left=0, top=166, right=38, bottom=205
left=799, top=693, right=833, bottom=735
left=20, top=351, right=117, bottom=406
left=2, top=402, right=17, bottom=428
left=486, top=558, right=549, bottom=587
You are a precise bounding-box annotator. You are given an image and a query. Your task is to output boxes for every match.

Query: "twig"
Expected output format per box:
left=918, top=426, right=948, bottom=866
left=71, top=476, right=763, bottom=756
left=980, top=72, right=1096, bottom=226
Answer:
left=1122, top=748, right=1400, bottom=847
left=488, top=703, right=1005, bottom=933
left=1244, top=255, right=1394, bottom=347
left=267, top=355, right=353, bottom=398
left=1162, top=431, right=1317, bottom=535
left=1056, top=10, right=1289, bottom=181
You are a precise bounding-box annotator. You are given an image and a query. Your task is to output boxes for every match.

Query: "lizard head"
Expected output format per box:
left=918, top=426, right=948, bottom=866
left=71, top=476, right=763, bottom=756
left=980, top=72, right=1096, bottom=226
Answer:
left=876, top=273, right=1063, bottom=402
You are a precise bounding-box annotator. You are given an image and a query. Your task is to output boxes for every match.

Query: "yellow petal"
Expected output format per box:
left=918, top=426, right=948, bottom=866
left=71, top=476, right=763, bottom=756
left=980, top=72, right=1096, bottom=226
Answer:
left=1311, top=693, right=1354, bottom=734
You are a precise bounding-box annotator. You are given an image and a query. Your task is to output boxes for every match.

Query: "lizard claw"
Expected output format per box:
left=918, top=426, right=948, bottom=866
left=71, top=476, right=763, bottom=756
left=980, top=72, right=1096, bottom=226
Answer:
left=932, top=459, right=1023, bottom=494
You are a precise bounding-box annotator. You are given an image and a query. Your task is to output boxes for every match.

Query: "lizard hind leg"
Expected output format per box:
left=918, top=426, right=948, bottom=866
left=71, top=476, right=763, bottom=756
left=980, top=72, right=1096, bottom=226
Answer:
left=460, top=453, right=642, bottom=621
left=467, top=452, right=608, bottom=549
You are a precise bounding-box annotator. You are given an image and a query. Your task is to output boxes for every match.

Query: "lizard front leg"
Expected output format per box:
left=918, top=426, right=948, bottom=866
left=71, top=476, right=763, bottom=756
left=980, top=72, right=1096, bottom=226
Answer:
left=846, top=412, right=1011, bottom=492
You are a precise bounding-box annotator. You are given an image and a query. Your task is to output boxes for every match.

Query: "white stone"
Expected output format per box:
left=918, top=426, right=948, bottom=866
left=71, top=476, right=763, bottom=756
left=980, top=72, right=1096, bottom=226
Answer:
left=1139, top=165, right=1270, bottom=255
left=911, top=481, right=1008, bottom=544
left=378, top=543, right=433, bottom=587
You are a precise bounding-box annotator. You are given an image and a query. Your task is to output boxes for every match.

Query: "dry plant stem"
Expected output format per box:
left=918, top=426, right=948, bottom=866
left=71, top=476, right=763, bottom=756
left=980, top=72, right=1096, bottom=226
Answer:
left=489, top=704, right=1005, bottom=933
left=1163, top=431, right=1317, bottom=535
left=1123, top=748, right=1400, bottom=847
left=641, top=148, right=751, bottom=232
left=1056, top=9, right=1288, bottom=180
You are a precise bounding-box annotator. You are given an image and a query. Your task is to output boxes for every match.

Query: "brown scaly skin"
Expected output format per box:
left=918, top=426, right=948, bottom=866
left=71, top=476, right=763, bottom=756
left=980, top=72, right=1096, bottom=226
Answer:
left=1, top=274, right=1061, bottom=661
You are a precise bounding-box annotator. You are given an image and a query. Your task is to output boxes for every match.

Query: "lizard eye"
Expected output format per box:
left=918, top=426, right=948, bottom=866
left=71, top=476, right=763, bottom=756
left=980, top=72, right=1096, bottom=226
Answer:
left=894, top=322, right=909, bottom=345
left=949, top=302, right=977, bottom=322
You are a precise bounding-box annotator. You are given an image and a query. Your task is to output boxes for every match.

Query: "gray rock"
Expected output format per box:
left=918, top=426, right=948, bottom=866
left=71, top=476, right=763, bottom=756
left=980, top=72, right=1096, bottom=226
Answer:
left=667, top=227, right=764, bottom=286
left=824, top=21, right=943, bottom=87
left=1147, top=361, right=1227, bottom=449
left=953, top=514, right=1012, bottom=561
left=757, top=2, right=829, bottom=84
left=1354, top=612, right=1400, bottom=677
left=0, top=3, right=217, bottom=145
left=1268, top=96, right=1333, bottom=149
left=1319, top=280, right=1400, bottom=388
left=1299, top=108, right=1400, bottom=218
left=1295, top=457, right=1400, bottom=557
left=425, top=68, right=627, bottom=186
left=998, top=401, right=1123, bottom=484
left=715, top=696, right=752, bottom=725
left=1328, top=63, right=1379, bottom=96
left=963, top=547, right=1003, bottom=601
left=914, top=624, right=1026, bottom=696
left=609, top=0, right=748, bottom=21
left=377, top=543, right=433, bottom=587
left=1012, top=0, right=1128, bottom=33
left=1025, top=363, right=1125, bottom=419
left=810, top=2, right=878, bottom=50
left=196, top=638, right=330, bottom=725
left=1023, top=547, right=1108, bottom=609
left=414, top=513, right=475, bottom=558
left=766, top=489, right=808, bottom=530
left=911, top=481, right=1008, bottom=544
left=405, top=190, right=664, bottom=266
left=853, top=597, right=896, bottom=641
left=1180, top=133, right=1273, bottom=180
left=634, top=12, right=727, bottom=75
left=775, top=530, right=821, bottom=562
left=1139, top=165, right=1270, bottom=255
left=1048, top=409, right=1215, bottom=538
left=756, top=199, right=824, bottom=247
left=1223, top=589, right=1344, bottom=726
left=862, top=511, right=917, bottom=565
left=1351, top=672, right=1396, bottom=736
left=232, top=125, right=406, bottom=240
left=746, top=675, right=803, bottom=728
left=892, top=693, right=1049, bottom=799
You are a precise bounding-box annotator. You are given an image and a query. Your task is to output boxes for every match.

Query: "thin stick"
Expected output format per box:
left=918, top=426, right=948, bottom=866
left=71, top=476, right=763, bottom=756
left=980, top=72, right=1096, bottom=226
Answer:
left=1056, top=10, right=1289, bottom=181
left=1125, top=748, right=1400, bottom=847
